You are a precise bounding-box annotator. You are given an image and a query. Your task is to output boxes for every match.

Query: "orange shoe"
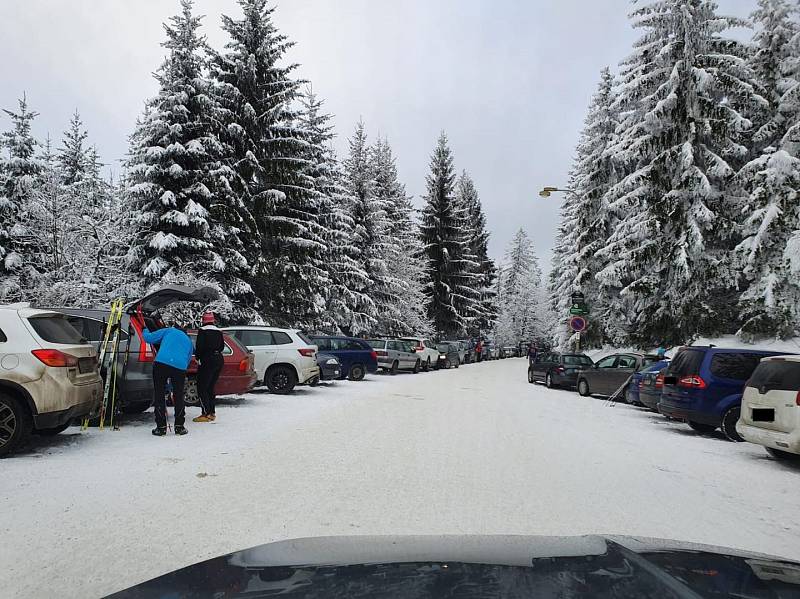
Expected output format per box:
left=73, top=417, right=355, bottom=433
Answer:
left=207, top=414, right=216, bottom=421
left=193, top=414, right=212, bottom=423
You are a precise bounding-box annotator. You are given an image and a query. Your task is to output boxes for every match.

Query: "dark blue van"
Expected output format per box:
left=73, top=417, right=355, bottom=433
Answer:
left=658, top=346, right=789, bottom=441
left=309, top=336, right=378, bottom=381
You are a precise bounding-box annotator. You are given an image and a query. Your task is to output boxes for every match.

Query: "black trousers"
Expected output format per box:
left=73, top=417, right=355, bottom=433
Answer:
left=197, top=353, right=224, bottom=415
left=153, top=362, right=186, bottom=428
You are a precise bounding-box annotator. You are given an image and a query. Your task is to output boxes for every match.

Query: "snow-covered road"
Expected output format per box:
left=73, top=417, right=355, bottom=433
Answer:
left=2, top=357, right=799, bottom=598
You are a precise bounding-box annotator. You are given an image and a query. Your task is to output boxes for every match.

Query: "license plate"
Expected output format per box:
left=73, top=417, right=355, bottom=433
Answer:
left=78, top=357, right=96, bottom=374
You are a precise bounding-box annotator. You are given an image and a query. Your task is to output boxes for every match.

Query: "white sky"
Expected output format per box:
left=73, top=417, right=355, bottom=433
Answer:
left=0, top=0, right=755, bottom=269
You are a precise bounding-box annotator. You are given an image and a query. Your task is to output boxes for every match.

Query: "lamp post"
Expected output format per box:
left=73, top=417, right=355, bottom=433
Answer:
left=538, top=186, right=577, bottom=198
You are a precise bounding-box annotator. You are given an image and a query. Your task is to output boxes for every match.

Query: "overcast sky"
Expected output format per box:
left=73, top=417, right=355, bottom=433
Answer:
left=0, top=0, right=755, bottom=269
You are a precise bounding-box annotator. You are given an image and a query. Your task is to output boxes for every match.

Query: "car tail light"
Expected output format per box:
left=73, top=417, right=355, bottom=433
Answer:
left=371, top=350, right=378, bottom=360
left=375, top=350, right=387, bottom=357
left=655, top=373, right=664, bottom=389
left=555, top=366, right=565, bottom=374
left=796, top=391, right=800, bottom=407
left=678, top=375, right=707, bottom=389
left=31, top=349, right=79, bottom=367
left=129, top=311, right=155, bottom=362
left=298, top=348, right=315, bottom=357
left=416, top=345, right=424, bottom=352
left=638, top=380, right=644, bottom=389
left=238, top=358, right=250, bottom=372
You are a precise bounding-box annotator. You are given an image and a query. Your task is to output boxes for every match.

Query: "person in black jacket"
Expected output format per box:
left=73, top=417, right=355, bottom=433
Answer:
left=193, top=312, right=225, bottom=423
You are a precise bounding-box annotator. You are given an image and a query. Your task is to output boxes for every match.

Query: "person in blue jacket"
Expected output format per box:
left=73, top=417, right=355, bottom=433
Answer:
left=142, top=322, right=194, bottom=436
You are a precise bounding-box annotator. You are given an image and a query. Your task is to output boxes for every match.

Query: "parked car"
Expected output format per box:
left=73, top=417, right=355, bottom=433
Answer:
left=366, top=339, right=420, bottom=374
left=52, top=284, right=219, bottom=417
left=501, top=346, right=517, bottom=359
left=576, top=353, right=660, bottom=398
left=528, top=352, right=593, bottom=389
left=435, top=342, right=461, bottom=369
left=400, top=337, right=439, bottom=372
left=223, top=326, right=320, bottom=394
left=627, top=360, right=669, bottom=405
left=0, top=305, right=103, bottom=457
left=658, top=346, right=788, bottom=441
left=184, top=331, right=257, bottom=406
left=489, top=346, right=501, bottom=360
left=314, top=352, right=342, bottom=382
left=457, top=339, right=475, bottom=364
left=639, top=367, right=667, bottom=412
left=310, top=335, right=378, bottom=380
left=737, top=355, right=800, bottom=460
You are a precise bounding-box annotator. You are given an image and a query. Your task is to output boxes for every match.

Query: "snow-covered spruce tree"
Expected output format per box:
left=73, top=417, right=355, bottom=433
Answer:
left=371, top=136, right=432, bottom=336
left=297, top=88, right=374, bottom=334
left=58, top=110, right=90, bottom=186
left=748, top=0, right=799, bottom=154
left=454, top=171, right=496, bottom=336
left=494, top=228, right=544, bottom=346
left=127, top=0, right=254, bottom=321
left=735, top=11, right=800, bottom=339
left=0, top=95, right=42, bottom=301
left=341, top=121, right=394, bottom=334
left=419, top=132, right=481, bottom=338
left=595, top=0, right=762, bottom=347
left=211, top=0, right=327, bottom=326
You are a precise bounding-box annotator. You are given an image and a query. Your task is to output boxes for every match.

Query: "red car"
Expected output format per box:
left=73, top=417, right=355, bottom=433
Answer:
left=185, top=330, right=257, bottom=406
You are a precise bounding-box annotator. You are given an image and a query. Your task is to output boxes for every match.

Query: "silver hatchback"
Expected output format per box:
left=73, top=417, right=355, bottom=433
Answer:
left=367, top=339, right=421, bottom=374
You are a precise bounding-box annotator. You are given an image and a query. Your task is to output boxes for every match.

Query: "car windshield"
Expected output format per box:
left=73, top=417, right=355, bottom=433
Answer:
left=8, top=2, right=800, bottom=596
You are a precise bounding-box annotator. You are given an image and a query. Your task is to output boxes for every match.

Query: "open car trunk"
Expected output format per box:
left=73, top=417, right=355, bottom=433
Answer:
left=126, top=285, right=219, bottom=316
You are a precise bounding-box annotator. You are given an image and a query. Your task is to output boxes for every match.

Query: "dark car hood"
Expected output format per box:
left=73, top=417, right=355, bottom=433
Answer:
left=126, top=285, right=220, bottom=315
left=107, top=534, right=800, bottom=598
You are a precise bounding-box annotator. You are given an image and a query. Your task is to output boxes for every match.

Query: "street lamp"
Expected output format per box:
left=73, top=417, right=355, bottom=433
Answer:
left=538, top=186, right=576, bottom=198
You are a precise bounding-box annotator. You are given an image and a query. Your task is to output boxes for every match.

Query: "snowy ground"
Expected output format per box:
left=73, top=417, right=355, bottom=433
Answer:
left=2, top=357, right=799, bottom=598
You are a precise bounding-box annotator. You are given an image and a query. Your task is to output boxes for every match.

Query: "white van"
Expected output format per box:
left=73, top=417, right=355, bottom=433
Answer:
left=737, top=355, right=800, bottom=461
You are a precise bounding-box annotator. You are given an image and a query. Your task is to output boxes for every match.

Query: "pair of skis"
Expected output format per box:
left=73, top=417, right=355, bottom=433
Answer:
left=82, top=299, right=125, bottom=430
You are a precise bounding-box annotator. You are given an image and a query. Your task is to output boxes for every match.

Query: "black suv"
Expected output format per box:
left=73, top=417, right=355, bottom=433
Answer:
left=528, top=352, right=594, bottom=389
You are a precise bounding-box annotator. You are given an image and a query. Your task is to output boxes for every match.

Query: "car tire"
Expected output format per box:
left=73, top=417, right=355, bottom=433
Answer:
left=121, top=401, right=151, bottom=415
left=577, top=378, right=590, bottom=397
left=266, top=365, right=297, bottom=394
left=545, top=372, right=555, bottom=389
left=766, top=447, right=800, bottom=461
left=424, top=358, right=431, bottom=372
left=720, top=406, right=743, bottom=442
left=412, top=359, right=420, bottom=374
left=390, top=361, right=399, bottom=375
left=444, top=358, right=452, bottom=369
left=35, top=422, right=72, bottom=436
left=183, top=379, right=201, bottom=407
left=688, top=421, right=717, bottom=434
left=309, top=377, right=320, bottom=387
left=0, top=393, right=32, bottom=458
left=349, top=363, right=366, bottom=381
left=527, top=368, right=535, bottom=384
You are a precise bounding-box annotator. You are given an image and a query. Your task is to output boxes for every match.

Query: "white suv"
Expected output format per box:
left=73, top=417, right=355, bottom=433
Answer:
left=737, top=355, right=800, bottom=461
left=400, top=337, right=438, bottom=371
left=222, top=326, right=320, bottom=394
left=0, top=305, right=103, bottom=456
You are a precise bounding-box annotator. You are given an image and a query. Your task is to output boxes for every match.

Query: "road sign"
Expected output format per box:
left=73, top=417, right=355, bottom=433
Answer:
left=569, top=306, right=589, bottom=316
left=569, top=316, right=587, bottom=332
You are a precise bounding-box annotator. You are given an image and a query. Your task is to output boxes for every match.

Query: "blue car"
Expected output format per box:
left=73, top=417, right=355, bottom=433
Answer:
left=658, top=346, right=790, bottom=441
left=309, top=336, right=378, bottom=381
left=626, top=360, right=669, bottom=405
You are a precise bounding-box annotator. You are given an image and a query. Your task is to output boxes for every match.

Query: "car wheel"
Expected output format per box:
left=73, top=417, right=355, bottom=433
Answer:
left=424, top=358, right=431, bottom=372
left=766, top=447, right=800, bottom=461
left=349, top=363, right=366, bottom=381
left=390, top=361, right=399, bottom=375
left=183, top=379, right=201, bottom=407
left=688, top=421, right=717, bottom=434
left=0, top=393, right=32, bottom=458
left=309, top=377, right=320, bottom=387
left=527, top=368, right=535, bottom=384
left=444, top=358, right=452, bottom=369
left=577, top=378, right=590, bottom=397
left=34, top=422, right=72, bottom=436
left=121, top=400, right=151, bottom=415
left=412, top=359, right=420, bottom=374
left=266, top=365, right=297, bottom=394
left=720, top=406, right=743, bottom=442
left=545, top=372, right=554, bottom=389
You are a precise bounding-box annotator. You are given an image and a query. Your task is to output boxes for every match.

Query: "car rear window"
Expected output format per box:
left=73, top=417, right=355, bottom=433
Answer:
left=563, top=355, right=592, bottom=366
left=272, top=331, right=293, bottom=345
left=27, top=315, right=84, bottom=344
left=367, top=340, right=385, bottom=349
left=667, top=349, right=704, bottom=376
left=709, top=353, right=767, bottom=381
left=296, top=331, right=313, bottom=345
left=0, top=327, right=6, bottom=342
left=748, top=360, right=800, bottom=391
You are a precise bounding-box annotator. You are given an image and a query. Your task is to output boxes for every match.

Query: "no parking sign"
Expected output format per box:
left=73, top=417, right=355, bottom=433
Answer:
left=569, top=316, right=587, bottom=332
